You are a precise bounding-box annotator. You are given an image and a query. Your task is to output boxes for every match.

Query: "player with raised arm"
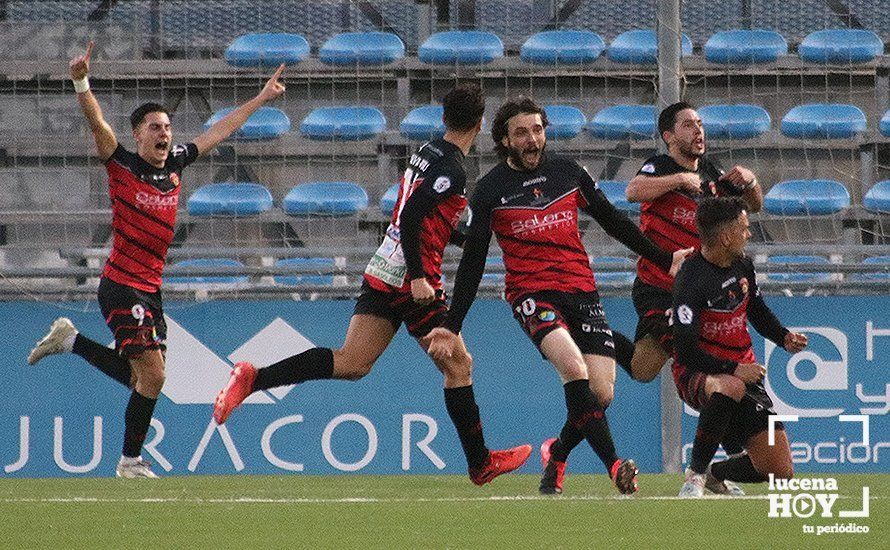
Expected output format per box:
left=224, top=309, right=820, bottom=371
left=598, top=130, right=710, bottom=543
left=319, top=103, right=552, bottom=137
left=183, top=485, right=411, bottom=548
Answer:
left=28, top=41, right=286, bottom=478
left=623, top=102, right=764, bottom=383
left=212, top=84, right=532, bottom=486
left=673, top=197, right=807, bottom=497
left=425, top=97, right=692, bottom=495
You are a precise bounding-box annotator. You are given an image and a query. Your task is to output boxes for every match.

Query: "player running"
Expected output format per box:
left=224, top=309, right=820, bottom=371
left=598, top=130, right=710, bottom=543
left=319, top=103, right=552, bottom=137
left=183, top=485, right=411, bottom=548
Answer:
left=425, top=97, right=692, bottom=495
left=28, top=41, right=286, bottom=478
left=673, top=197, right=807, bottom=497
left=212, top=84, right=532, bottom=485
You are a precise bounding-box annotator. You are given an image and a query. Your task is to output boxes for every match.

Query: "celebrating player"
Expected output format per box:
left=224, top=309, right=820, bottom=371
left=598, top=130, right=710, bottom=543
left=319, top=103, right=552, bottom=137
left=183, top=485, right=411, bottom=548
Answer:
left=623, top=102, right=764, bottom=383
left=27, top=41, right=286, bottom=478
left=212, top=84, right=532, bottom=486
left=425, top=97, right=692, bottom=495
left=673, top=197, right=807, bottom=497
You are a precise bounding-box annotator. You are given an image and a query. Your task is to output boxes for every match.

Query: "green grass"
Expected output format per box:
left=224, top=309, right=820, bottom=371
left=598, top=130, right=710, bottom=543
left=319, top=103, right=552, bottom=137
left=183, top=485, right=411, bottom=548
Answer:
left=0, top=474, right=885, bottom=549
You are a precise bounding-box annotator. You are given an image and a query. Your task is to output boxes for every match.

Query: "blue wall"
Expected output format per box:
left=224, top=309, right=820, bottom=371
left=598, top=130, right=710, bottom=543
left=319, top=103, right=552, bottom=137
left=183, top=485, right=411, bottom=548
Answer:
left=1, top=296, right=886, bottom=477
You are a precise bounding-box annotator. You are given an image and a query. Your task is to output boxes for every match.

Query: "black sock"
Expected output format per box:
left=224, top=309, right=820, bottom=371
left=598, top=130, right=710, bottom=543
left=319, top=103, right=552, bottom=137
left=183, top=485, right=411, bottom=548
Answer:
left=710, top=453, right=767, bottom=483
left=563, top=379, right=619, bottom=471
left=72, top=334, right=132, bottom=387
left=122, top=390, right=157, bottom=458
left=690, top=393, right=738, bottom=474
left=612, top=331, right=636, bottom=380
left=444, top=385, right=490, bottom=469
left=253, top=348, right=334, bottom=391
left=550, top=422, right=583, bottom=463
left=721, top=435, right=745, bottom=457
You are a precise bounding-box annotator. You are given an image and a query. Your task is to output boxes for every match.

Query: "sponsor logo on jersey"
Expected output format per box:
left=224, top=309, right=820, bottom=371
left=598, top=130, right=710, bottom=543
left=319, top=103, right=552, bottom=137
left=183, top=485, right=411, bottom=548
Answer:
left=522, top=175, right=547, bottom=187
left=701, top=314, right=746, bottom=337
left=672, top=205, right=696, bottom=227
left=509, top=209, right=574, bottom=235
left=135, top=191, right=178, bottom=210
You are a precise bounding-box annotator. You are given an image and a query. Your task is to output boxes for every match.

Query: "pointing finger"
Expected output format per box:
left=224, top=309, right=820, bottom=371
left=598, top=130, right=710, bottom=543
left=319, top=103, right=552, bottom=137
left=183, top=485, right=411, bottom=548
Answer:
left=85, top=40, right=94, bottom=61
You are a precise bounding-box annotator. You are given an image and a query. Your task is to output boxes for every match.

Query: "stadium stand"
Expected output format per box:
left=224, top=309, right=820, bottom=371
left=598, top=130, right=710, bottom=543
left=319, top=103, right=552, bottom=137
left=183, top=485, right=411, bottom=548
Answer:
left=300, top=107, right=387, bottom=140
left=798, top=29, right=884, bottom=64
left=542, top=105, right=586, bottom=139
left=519, top=30, right=606, bottom=64
left=186, top=183, right=274, bottom=217
left=588, top=105, right=658, bottom=140
left=607, top=30, right=693, bottom=64
left=418, top=30, right=504, bottom=64
left=698, top=105, right=772, bottom=140
left=766, top=255, right=833, bottom=282
left=703, top=30, right=788, bottom=65
left=224, top=33, right=311, bottom=67
left=763, top=179, right=851, bottom=215
left=283, top=182, right=369, bottom=216
left=379, top=183, right=400, bottom=217
left=204, top=107, right=291, bottom=140
left=319, top=32, right=405, bottom=65
left=780, top=104, right=868, bottom=139
left=399, top=106, right=445, bottom=141
left=595, top=180, right=639, bottom=214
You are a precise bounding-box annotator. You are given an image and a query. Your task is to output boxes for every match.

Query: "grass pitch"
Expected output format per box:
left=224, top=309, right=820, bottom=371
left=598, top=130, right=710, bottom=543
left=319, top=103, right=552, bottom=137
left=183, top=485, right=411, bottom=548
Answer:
left=0, top=473, right=884, bottom=549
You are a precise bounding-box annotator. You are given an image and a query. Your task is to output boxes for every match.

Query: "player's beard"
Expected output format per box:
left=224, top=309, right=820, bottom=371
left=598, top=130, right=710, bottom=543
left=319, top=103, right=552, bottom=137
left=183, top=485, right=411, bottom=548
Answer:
left=678, top=137, right=704, bottom=160
left=507, top=141, right=545, bottom=171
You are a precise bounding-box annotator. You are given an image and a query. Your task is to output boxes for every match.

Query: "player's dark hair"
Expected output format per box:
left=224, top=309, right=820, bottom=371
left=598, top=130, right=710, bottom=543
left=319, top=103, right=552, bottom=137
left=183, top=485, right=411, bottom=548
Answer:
left=491, top=96, right=549, bottom=159
left=658, top=101, right=696, bottom=142
left=697, top=196, right=747, bottom=246
left=130, top=102, right=169, bottom=130
left=442, top=83, right=485, bottom=132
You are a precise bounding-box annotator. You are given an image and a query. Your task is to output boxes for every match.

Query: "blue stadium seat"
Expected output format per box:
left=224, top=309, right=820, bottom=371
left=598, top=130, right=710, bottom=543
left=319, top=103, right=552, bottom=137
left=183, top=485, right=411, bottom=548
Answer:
left=592, top=256, right=635, bottom=284
left=780, top=104, right=867, bottom=139
left=166, top=258, right=249, bottom=285
left=864, top=180, right=890, bottom=214
left=596, top=180, right=639, bottom=214
left=881, top=110, right=890, bottom=137
left=204, top=107, right=290, bottom=140
left=399, top=105, right=445, bottom=141
left=704, top=30, right=787, bottom=64
left=544, top=105, right=586, bottom=139
left=607, top=30, right=693, bottom=64
left=798, top=29, right=883, bottom=64
left=520, top=30, right=606, bottom=64
left=300, top=107, right=387, bottom=140
left=766, top=255, right=832, bottom=283
left=224, top=33, right=311, bottom=67
left=851, top=256, right=890, bottom=281
left=283, top=182, right=369, bottom=216
left=274, top=257, right=336, bottom=286
left=379, top=183, right=400, bottom=216
left=418, top=31, right=504, bottom=64
left=187, top=183, right=273, bottom=217
left=588, top=105, right=657, bottom=140
left=319, top=32, right=405, bottom=65
left=763, top=179, right=850, bottom=215
left=698, top=104, right=771, bottom=140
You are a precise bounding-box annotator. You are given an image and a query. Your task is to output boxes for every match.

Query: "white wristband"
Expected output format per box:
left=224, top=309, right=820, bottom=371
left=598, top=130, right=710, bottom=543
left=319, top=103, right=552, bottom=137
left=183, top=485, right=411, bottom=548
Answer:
left=72, top=76, right=90, bottom=93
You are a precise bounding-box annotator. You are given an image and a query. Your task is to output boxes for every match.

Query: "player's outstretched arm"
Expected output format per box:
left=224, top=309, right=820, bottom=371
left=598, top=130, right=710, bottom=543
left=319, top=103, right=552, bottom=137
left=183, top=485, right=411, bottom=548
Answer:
left=193, top=63, right=286, bottom=156
left=71, top=41, right=117, bottom=161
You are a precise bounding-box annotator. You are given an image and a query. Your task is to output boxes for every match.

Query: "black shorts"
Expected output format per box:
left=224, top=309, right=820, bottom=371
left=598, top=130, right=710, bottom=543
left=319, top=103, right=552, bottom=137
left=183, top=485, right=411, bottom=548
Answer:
left=353, top=280, right=448, bottom=339
left=632, top=278, right=674, bottom=352
left=97, top=277, right=167, bottom=358
left=511, top=290, right=615, bottom=359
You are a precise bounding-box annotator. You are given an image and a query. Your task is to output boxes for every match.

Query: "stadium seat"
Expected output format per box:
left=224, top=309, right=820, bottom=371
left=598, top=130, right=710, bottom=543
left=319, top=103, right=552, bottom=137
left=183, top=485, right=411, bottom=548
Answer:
left=780, top=104, right=867, bottom=139
left=763, top=179, right=850, bottom=215
left=166, top=258, right=249, bottom=285
left=204, top=107, right=290, bottom=140
left=283, top=182, right=369, bottom=216
left=544, top=105, right=586, bottom=139
left=520, top=30, right=606, bottom=64
left=592, top=256, right=635, bottom=284
left=186, top=183, right=273, bottom=217
left=274, top=257, right=336, bottom=286
left=703, top=30, right=788, bottom=64
left=596, top=180, right=639, bottom=214
left=418, top=31, right=504, bottom=64
left=319, top=32, right=405, bottom=65
left=300, top=107, right=387, bottom=140
left=698, top=104, right=771, bottom=140
left=399, top=105, right=445, bottom=141
left=851, top=256, right=890, bottom=281
left=588, top=105, right=657, bottom=140
left=379, top=183, right=400, bottom=216
left=798, top=29, right=884, bottom=64
left=482, top=256, right=504, bottom=283
left=224, top=33, right=310, bottom=67
left=881, top=110, right=890, bottom=137
left=766, top=255, right=832, bottom=283
left=863, top=180, right=890, bottom=214
left=607, top=30, right=693, bottom=64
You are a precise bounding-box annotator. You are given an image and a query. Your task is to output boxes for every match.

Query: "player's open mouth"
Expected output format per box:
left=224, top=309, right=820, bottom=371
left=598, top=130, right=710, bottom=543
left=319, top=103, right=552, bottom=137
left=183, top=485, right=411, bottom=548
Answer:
left=155, top=141, right=168, bottom=151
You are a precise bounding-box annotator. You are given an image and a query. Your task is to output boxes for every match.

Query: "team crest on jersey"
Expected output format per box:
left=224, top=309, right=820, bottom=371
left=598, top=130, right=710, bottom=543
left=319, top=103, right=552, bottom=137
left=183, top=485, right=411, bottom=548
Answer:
left=640, top=163, right=656, bottom=174
left=740, top=277, right=749, bottom=295
left=169, top=172, right=181, bottom=187
left=538, top=310, right=556, bottom=322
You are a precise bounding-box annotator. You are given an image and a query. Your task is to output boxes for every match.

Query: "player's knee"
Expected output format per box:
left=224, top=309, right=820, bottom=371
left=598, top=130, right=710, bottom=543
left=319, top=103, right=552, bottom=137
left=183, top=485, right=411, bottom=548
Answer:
left=139, top=367, right=165, bottom=396
left=438, top=354, right=473, bottom=385
left=589, top=383, right=614, bottom=408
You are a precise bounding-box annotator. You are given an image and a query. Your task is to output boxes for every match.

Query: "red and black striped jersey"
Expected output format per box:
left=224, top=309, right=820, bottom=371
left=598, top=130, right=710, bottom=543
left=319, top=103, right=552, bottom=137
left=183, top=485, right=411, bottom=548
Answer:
left=635, top=154, right=743, bottom=291
left=364, top=139, right=467, bottom=292
left=672, top=253, right=788, bottom=375
left=102, top=143, right=198, bottom=292
left=443, top=154, right=671, bottom=333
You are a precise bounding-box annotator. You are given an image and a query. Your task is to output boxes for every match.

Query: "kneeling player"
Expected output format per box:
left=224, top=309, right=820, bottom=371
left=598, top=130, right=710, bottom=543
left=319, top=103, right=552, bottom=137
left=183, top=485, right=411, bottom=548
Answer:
left=671, top=197, right=807, bottom=497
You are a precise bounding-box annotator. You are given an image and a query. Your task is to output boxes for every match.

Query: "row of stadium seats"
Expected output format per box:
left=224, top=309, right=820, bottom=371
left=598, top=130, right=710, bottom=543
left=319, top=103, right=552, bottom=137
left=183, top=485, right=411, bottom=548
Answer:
left=209, top=103, right=890, bottom=142
left=185, top=179, right=890, bottom=219
left=163, top=254, right=890, bottom=288
left=225, top=29, right=885, bottom=67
